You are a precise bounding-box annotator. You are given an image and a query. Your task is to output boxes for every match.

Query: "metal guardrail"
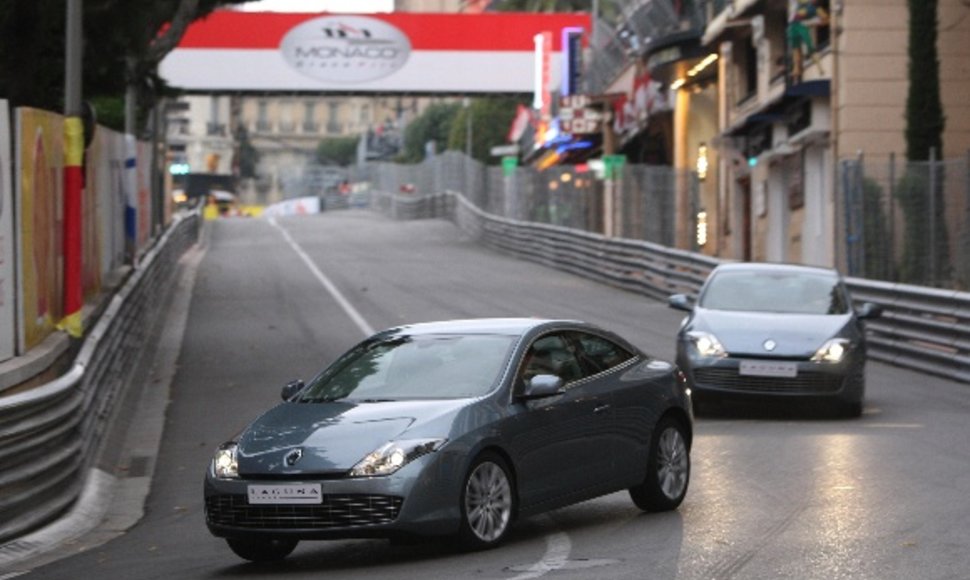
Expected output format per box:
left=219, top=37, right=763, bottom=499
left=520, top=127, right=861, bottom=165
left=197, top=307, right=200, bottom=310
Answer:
left=374, top=189, right=970, bottom=385
left=0, top=210, right=200, bottom=544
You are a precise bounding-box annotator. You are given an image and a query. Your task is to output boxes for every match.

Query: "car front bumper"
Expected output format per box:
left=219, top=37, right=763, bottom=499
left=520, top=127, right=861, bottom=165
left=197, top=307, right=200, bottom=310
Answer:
left=678, top=351, right=865, bottom=404
left=204, top=453, right=462, bottom=541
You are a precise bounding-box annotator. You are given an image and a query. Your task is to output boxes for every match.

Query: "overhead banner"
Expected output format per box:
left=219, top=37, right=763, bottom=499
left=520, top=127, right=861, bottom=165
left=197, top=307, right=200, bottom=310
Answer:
left=0, top=102, right=15, bottom=361
left=160, top=11, right=589, bottom=93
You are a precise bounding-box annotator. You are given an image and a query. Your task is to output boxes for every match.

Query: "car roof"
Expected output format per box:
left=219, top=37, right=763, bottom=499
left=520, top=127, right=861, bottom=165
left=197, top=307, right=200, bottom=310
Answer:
left=711, top=262, right=841, bottom=277
left=381, top=318, right=593, bottom=337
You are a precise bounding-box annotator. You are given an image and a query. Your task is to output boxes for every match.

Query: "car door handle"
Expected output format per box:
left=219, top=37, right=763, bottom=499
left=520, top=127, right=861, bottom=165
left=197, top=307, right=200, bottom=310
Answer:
left=593, top=404, right=611, bottom=414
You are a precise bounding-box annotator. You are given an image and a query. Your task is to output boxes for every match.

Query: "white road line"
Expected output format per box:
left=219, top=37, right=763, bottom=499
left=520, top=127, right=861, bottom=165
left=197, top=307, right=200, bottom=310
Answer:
left=269, top=218, right=375, bottom=337
left=270, top=218, right=572, bottom=578
left=508, top=529, right=572, bottom=580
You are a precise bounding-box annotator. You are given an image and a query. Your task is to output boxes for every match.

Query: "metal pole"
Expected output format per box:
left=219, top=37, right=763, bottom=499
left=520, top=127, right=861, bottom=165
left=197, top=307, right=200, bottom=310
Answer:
left=65, top=0, right=82, bottom=116
left=929, top=147, right=937, bottom=286
left=888, top=152, right=896, bottom=281
left=63, top=0, right=84, bottom=337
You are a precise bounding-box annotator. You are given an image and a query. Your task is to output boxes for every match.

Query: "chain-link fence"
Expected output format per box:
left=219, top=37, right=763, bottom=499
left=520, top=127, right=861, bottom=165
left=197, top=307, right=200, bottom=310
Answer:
left=350, top=151, right=694, bottom=248
left=841, top=152, right=970, bottom=290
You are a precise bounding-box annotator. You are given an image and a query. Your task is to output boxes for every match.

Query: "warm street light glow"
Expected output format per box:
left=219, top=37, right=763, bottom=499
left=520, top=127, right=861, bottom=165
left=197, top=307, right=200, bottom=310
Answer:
left=671, top=53, right=719, bottom=91
left=696, top=143, right=709, bottom=181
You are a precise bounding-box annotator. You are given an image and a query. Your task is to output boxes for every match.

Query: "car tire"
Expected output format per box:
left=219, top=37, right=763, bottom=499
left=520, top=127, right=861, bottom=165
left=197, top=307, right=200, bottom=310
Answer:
left=630, top=416, right=690, bottom=512
left=226, top=537, right=299, bottom=562
left=456, top=452, right=515, bottom=551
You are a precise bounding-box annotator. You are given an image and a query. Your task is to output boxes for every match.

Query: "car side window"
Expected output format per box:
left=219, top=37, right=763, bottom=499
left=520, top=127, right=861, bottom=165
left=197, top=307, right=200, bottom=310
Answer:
left=572, top=332, right=634, bottom=374
left=520, top=334, right=584, bottom=386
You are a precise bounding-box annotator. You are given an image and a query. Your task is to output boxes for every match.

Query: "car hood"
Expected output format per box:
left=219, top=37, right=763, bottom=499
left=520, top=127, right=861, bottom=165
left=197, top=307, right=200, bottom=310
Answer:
left=688, top=309, right=853, bottom=357
left=235, top=399, right=469, bottom=475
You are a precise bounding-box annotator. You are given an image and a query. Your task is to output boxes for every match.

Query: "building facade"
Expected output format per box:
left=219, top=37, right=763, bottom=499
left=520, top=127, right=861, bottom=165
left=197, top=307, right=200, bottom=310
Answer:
left=587, top=0, right=969, bottom=272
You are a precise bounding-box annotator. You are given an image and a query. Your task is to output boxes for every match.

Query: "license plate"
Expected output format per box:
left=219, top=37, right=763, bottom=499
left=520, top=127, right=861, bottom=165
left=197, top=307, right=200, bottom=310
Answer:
left=248, top=483, right=322, bottom=505
left=739, top=360, right=798, bottom=378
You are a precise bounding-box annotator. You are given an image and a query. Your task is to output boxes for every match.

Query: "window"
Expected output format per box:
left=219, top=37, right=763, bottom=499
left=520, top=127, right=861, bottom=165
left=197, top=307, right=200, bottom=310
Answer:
left=520, top=334, right=583, bottom=385
left=256, top=101, right=270, bottom=132
left=572, top=333, right=635, bottom=373
left=300, top=334, right=516, bottom=401
left=303, top=101, right=318, bottom=132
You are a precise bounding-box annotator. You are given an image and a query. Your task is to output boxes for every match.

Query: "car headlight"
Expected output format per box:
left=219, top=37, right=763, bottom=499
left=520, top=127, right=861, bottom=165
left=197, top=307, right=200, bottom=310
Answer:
left=349, top=438, right=447, bottom=477
left=686, top=331, right=727, bottom=358
left=212, top=442, right=239, bottom=479
left=812, top=339, right=851, bottom=363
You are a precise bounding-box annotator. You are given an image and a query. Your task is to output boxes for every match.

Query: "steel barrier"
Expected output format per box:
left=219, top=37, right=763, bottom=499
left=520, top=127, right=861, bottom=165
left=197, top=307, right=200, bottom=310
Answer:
left=374, top=189, right=970, bottom=385
left=0, top=209, right=200, bottom=543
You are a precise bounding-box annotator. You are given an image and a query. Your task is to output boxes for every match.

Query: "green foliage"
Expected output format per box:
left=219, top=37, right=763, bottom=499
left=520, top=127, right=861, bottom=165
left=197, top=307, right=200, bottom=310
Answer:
left=0, top=0, right=65, bottom=112
left=859, top=178, right=892, bottom=281
left=236, top=126, right=259, bottom=179
left=316, top=136, right=359, bottom=167
left=448, top=97, right=528, bottom=164
left=489, top=0, right=623, bottom=27
left=894, top=168, right=950, bottom=285
left=905, top=0, right=944, bottom=162
left=399, top=102, right=461, bottom=163
left=0, top=0, right=249, bottom=133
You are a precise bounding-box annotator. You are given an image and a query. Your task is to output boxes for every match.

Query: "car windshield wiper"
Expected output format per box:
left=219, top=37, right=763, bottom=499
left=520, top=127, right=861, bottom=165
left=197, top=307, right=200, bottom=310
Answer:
left=358, top=398, right=397, bottom=403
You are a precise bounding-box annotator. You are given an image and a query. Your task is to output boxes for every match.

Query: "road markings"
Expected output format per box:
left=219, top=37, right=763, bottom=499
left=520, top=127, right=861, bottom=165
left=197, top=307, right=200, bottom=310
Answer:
left=507, top=528, right=572, bottom=580
left=271, top=218, right=574, bottom=578
left=270, top=218, right=375, bottom=337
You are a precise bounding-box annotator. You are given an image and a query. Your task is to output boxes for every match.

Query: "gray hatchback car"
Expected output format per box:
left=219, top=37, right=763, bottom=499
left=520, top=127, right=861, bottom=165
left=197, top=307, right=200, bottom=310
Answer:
left=669, top=262, right=882, bottom=416
left=204, top=318, right=692, bottom=562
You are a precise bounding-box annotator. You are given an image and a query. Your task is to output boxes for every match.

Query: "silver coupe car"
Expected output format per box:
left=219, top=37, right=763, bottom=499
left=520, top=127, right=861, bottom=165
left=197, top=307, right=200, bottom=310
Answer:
left=204, top=318, right=693, bottom=562
left=669, top=262, right=882, bottom=417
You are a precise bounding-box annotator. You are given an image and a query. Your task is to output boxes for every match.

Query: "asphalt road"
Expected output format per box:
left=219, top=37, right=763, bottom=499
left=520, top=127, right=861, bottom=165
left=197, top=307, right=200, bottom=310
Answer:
left=9, top=210, right=970, bottom=579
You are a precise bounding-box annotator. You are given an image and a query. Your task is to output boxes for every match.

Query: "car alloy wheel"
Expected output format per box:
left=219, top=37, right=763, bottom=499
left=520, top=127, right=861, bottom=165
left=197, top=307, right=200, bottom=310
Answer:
left=459, top=452, right=513, bottom=549
left=630, top=416, right=690, bottom=511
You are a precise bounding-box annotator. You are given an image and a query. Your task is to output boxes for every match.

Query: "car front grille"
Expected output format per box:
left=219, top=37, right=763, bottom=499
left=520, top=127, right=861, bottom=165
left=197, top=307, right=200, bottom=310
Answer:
left=694, top=367, right=843, bottom=395
left=206, top=494, right=404, bottom=529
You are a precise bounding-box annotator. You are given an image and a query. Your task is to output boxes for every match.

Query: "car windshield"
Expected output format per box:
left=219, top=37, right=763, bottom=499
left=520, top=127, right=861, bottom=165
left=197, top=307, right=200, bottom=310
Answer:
left=298, top=333, right=516, bottom=402
left=699, top=270, right=849, bottom=314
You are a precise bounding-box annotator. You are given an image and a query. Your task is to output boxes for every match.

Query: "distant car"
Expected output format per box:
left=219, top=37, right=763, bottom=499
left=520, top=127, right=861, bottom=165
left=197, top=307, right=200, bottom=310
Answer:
left=204, top=318, right=692, bottom=562
left=669, top=262, right=882, bottom=417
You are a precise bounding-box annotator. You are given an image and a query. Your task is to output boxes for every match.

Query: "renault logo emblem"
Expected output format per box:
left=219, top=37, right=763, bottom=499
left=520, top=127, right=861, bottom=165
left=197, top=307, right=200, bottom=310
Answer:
left=285, top=448, right=303, bottom=467
left=763, top=339, right=777, bottom=352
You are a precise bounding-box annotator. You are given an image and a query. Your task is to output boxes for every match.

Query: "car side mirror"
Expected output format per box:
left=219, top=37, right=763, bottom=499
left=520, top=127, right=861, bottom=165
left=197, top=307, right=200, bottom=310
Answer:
left=668, top=294, right=694, bottom=312
left=856, top=302, right=883, bottom=320
left=520, top=374, right=564, bottom=400
left=281, top=380, right=306, bottom=401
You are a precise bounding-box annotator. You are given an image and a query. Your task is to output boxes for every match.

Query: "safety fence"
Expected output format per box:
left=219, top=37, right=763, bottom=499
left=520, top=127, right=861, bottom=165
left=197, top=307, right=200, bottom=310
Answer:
left=840, top=152, right=970, bottom=291
left=351, top=150, right=692, bottom=248
left=375, top=189, right=970, bottom=385
left=0, top=209, right=200, bottom=544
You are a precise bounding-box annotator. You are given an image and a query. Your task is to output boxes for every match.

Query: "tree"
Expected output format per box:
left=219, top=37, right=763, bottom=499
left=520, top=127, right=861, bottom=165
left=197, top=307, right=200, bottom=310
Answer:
left=905, top=0, right=944, bottom=162
left=489, top=0, right=623, bottom=28
left=316, top=136, right=359, bottom=167
left=896, top=0, right=949, bottom=285
left=399, top=102, right=462, bottom=163
left=448, top=97, right=529, bottom=164
left=235, top=125, right=259, bottom=179
left=0, top=0, right=249, bottom=133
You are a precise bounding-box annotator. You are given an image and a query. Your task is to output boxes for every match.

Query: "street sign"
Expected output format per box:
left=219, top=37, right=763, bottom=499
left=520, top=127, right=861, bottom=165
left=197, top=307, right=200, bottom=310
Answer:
left=559, top=95, right=605, bottom=135
left=490, top=144, right=521, bottom=157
